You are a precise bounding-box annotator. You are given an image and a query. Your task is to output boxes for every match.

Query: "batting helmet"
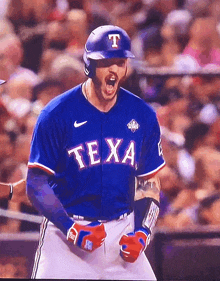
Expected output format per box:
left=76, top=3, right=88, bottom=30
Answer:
left=0, top=80, right=6, bottom=85
left=83, top=25, right=135, bottom=77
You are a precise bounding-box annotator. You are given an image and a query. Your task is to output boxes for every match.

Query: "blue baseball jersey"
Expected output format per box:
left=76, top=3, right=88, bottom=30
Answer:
left=28, top=85, right=165, bottom=220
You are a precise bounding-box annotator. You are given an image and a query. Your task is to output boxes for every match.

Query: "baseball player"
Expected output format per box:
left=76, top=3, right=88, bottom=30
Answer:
left=0, top=79, right=28, bottom=201
left=0, top=79, right=13, bottom=199
left=27, top=25, right=165, bottom=280
left=0, top=180, right=27, bottom=200
left=0, top=182, right=13, bottom=199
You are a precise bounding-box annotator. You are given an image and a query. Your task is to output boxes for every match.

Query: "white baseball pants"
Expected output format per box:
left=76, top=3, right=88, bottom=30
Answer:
left=31, top=212, right=156, bottom=280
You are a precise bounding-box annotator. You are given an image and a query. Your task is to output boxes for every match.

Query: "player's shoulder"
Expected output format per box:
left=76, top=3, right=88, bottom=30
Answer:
left=37, top=84, right=82, bottom=121
left=120, top=87, right=157, bottom=118
left=44, top=84, right=81, bottom=111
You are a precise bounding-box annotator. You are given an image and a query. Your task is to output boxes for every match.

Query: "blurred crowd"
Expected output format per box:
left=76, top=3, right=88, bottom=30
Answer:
left=0, top=0, right=220, bottom=235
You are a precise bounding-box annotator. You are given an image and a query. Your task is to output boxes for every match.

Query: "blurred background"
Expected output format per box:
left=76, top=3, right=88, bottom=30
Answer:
left=0, top=0, right=220, bottom=279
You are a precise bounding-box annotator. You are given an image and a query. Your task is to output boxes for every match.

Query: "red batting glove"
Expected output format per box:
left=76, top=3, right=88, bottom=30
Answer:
left=119, top=228, right=151, bottom=263
left=67, top=221, right=106, bottom=252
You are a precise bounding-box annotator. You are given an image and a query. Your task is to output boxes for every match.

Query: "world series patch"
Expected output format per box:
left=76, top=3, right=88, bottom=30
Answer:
left=127, top=119, right=139, bottom=133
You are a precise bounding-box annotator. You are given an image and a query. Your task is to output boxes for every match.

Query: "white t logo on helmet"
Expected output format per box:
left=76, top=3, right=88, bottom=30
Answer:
left=108, top=34, right=120, bottom=48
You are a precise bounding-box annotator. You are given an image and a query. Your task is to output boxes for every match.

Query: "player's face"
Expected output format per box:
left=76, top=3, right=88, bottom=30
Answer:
left=93, top=58, right=127, bottom=101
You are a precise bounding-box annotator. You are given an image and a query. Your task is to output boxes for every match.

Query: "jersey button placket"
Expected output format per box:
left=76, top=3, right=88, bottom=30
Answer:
left=100, top=113, right=105, bottom=220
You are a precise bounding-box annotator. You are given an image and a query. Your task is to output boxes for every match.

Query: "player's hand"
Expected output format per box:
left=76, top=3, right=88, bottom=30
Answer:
left=67, top=221, right=106, bottom=252
left=119, top=228, right=150, bottom=263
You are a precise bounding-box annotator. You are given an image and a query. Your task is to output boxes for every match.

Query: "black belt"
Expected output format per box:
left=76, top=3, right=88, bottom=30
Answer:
left=69, top=210, right=132, bottom=223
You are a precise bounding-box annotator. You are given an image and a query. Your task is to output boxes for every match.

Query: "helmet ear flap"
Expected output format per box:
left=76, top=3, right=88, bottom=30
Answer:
left=84, top=57, right=96, bottom=78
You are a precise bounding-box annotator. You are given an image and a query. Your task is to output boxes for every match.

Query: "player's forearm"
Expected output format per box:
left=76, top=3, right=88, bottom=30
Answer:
left=120, top=174, right=161, bottom=263
left=134, top=174, right=161, bottom=232
left=26, top=168, right=73, bottom=235
left=135, top=174, right=161, bottom=202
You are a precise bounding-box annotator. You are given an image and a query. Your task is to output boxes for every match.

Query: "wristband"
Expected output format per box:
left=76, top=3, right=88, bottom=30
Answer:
left=9, top=184, right=13, bottom=200
left=134, top=197, right=160, bottom=233
left=142, top=198, right=160, bottom=232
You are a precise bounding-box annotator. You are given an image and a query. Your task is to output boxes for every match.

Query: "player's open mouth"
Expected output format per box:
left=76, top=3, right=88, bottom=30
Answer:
left=105, top=75, right=118, bottom=95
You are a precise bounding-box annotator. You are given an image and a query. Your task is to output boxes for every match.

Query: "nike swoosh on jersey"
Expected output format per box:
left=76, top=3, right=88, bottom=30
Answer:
left=74, top=121, right=87, bottom=128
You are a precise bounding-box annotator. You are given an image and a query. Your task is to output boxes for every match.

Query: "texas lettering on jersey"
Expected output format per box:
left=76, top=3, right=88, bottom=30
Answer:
left=68, top=139, right=136, bottom=169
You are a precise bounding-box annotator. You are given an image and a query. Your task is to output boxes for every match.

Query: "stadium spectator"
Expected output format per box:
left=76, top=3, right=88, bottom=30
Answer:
left=197, top=192, right=220, bottom=225
left=6, top=0, right=50, bottom=72
left=66, top=9, right=88, bottom=59
left=0, top=18, right=15, bottom=37
left=0, top=179, right=26, bottom=201
left=5, top=76, right=33, bottom=101
left=84, top=0, right=125, bottom=31
left=43, top=20, right=69, bottom=51
left=3, top=134, right=32, bottom=233
left=0, top=133, right=14, bottom=165
left=0, top=101, right=11, bottom=134
left=0, top=34, right=40, bottom=84
left=138, top=0, right=178, bottom=31
left=38, top=48, right=62, bottom=79
left=183, top=15, right=220, bottom=67
left=50, top=54, right=85, bottom=91
left=161, top=9, right=192, bottom=53
left=208, top=117, right=220, bottom=150
left=32, top=79, right=63, bottom=114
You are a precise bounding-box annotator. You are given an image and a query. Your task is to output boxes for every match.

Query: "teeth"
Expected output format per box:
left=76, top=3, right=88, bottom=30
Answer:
left=106, top=76, right=117, bottom=87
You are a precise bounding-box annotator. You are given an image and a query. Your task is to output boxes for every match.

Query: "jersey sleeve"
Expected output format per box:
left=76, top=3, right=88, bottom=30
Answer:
left=136, top=115, right=165, bottom=178
left=28, top=110, right=65, bottom=175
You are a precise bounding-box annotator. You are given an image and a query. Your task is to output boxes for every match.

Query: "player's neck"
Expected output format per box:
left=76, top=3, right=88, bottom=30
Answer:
left=83, top=79, right=117, bottom=113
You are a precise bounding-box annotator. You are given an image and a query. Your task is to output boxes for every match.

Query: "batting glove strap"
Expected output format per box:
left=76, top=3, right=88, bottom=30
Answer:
left=135, top=227, right=151, bottom=250
left=119, top=228, right=150, bottom=263
left=67, top=223, right=78, bottom=244
left=67, top=221, right=106, bottom=252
